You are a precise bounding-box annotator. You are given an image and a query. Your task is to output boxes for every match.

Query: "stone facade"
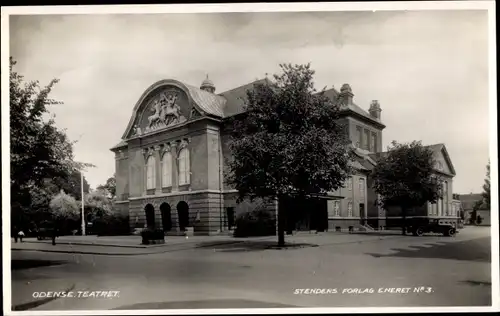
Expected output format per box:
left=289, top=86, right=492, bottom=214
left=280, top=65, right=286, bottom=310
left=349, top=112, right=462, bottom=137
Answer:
left=111, top=77, right=457, bottom=235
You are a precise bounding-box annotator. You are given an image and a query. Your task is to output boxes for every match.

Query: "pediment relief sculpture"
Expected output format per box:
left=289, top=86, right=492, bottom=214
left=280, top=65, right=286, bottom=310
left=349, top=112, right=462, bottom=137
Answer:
left=189, top=108, right=201, bottom=119
left=144, top=90, right=187, bottom=134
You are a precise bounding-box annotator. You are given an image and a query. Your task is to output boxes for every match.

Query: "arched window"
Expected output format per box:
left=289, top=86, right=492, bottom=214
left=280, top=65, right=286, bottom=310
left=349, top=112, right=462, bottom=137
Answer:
left=161, top=152, right=172, bottom=188
left=178, top=147, right=190, bottom=185
left=146, top=155, right=156, bottom=190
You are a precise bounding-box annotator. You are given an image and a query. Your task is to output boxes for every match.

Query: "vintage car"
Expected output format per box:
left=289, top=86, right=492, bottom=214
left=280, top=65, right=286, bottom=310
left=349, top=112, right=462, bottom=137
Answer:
left=407, top=217, right=458, bottom=237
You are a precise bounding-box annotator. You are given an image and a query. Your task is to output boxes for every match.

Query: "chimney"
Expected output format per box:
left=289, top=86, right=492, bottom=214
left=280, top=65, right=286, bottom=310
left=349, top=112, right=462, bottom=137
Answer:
left=369, top=100, right=382, bottom=119
left=339, top=83, right=354, bottom=105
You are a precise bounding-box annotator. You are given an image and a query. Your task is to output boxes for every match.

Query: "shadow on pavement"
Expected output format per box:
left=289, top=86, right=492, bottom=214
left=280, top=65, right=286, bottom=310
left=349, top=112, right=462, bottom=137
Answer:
left=366, top=237, right=491, bottom=263
left=113, top=299, right=299, bottom=309
left=11, top=259, right=67, bottom=270
left=196, top=240, right=318, bottom=252
left=459, top=280, right=492, bottom=287
left=344, top=231, right=405, bottom=236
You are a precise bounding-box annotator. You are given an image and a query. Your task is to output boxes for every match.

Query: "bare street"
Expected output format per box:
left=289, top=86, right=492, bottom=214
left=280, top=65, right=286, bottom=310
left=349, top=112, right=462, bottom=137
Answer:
left=10, top=226, right=491, bottom=311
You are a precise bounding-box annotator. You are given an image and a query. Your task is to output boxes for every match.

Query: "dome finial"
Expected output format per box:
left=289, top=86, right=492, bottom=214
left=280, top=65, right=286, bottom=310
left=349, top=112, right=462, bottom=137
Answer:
left=200, top=74, right=216, bottom=93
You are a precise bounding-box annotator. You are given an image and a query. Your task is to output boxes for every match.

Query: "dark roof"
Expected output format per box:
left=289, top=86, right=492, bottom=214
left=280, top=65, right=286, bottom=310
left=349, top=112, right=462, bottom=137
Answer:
left=218, top=80, right=384, bottom=127
left=322, top=87, right=384, bottom=127
left=218, top=78, right=271, bottom=117
left=458, top=193, right=483, bottom=210
left=458, top=193, right=483, bottom=201
left=110, top=140, right=128, bottom=151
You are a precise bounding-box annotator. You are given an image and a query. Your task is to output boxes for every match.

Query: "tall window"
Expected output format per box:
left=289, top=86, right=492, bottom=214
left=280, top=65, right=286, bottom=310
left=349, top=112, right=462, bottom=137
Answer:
left=443, top=181, right=451, bottom=215
left=178, top=147, right=190, bottom=185
left=347, top=202, right=353, bottom=217
left=359, top=178, right=365, bottom=198
left=146, top=155, right=156, bottom=190
left=370, top=133, right=377, bottom=152
left=363, top=129, right=370, bottom=150
left=443, top=181, right=448, bottom=215
left=356, top=127, right=362, bottom=147
left=334, top=201, right=340, bottom=217
left=161, top=152, right=172, bottom=188
left=347, top=177, right=353, bottom=191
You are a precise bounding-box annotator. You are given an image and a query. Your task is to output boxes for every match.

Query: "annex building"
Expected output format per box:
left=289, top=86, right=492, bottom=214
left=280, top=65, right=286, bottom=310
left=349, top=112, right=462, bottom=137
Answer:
left=111, top=76, right=459, bottom=235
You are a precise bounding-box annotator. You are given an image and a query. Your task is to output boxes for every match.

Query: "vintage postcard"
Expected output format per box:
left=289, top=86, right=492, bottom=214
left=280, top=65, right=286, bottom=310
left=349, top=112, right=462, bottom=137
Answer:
left=1, top=1, right=498, bottom=315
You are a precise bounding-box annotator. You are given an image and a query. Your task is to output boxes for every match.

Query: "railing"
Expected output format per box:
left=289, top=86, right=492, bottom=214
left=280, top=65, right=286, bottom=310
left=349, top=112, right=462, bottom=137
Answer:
left=360, top=224, right=376, bottom=231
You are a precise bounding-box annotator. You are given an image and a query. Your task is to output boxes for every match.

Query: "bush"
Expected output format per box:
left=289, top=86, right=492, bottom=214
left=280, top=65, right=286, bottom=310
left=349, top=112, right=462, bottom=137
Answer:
left=94, top=213, right=130, bottom=236
left=141, top=227, right=165, bottom=244
left=234, top=208, right=276, bottom=237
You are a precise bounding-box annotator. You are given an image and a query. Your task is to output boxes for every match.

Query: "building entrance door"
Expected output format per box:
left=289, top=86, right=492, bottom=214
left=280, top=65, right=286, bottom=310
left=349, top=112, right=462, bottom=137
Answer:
left=359, top=203, right=366, bottom=225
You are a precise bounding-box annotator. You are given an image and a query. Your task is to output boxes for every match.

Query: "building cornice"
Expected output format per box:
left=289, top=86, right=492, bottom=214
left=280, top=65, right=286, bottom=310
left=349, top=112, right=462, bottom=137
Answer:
left=126, top=189, right=238, bottom=201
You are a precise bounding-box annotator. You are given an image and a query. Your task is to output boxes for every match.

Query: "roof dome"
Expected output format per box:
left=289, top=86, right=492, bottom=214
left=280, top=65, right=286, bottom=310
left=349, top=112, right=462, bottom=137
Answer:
left=200, top=75, right=216, bottom=92
left=340, top=83, right=352, bottom=93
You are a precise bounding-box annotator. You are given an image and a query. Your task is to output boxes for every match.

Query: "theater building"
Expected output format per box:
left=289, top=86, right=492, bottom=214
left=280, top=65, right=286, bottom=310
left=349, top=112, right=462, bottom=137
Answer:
left=111, top=76, right=457, bottom=235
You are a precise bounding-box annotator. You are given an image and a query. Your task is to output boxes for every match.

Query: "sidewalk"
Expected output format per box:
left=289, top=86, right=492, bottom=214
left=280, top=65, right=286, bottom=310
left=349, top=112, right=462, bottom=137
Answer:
left=11, top=232, right=403, bottom=256
left=11, top=235, right=264, bottom=256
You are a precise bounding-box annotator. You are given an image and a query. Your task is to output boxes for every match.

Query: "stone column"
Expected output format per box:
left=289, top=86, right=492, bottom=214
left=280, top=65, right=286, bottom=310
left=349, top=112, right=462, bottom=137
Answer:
left=141, top=148, right=148, bottom=196
left=363, top=177, right=368, bottom=219
left=154, top=145, right=162, bottom=195
left=171, top=142, right=179, bottom=192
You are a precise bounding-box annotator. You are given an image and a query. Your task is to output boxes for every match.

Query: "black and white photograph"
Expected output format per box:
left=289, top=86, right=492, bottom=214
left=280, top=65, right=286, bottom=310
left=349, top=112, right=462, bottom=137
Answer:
left=2, top=2, right=498, bottom=315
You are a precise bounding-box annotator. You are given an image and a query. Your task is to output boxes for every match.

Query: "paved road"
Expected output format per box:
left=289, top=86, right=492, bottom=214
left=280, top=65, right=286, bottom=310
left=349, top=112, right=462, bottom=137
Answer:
left=10, top=226, right=492, bottom=311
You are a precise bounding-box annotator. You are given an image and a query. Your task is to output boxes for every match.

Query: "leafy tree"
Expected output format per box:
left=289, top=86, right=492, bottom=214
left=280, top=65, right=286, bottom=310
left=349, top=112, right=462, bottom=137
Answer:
left=53, top=170, right=91, bottom=201
left=481, top=161, right=490, bottom=210
left=82, top=190, right=114, bottom=219
left=371, top=141, right=442, bottom=235
left=10, top=57, right=93, bottom=227
left=97, top=175, right=116, bottom=200
left=10, top=57, right=71, bottom=225
left=226, top=63, right=352, bottom=246
left=49, top=190, right=79, bottom=220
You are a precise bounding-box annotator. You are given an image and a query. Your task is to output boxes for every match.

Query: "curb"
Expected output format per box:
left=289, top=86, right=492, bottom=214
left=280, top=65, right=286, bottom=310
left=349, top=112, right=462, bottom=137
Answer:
left=12, top=284, right=76, bottom=311
left=22, top=240, right=192, bottom=249
left=22, top=237, right=250, bottom=249
left=12, top=240, right=246, bottom=256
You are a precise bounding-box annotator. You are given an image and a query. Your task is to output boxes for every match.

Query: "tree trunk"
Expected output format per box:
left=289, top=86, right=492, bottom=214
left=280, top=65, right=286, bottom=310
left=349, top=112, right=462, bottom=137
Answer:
left=401, top=207, right=407, bottom=235
left=286, top=196, right=294, bottom=235
left=277, top=197, right=286, bottom=247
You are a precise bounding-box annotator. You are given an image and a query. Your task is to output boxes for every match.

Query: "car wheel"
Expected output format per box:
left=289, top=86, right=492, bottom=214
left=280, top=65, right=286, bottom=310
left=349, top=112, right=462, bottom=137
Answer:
left=415, top=227, right=425, bottom=237
left=446, top=228, right=456, bottom=237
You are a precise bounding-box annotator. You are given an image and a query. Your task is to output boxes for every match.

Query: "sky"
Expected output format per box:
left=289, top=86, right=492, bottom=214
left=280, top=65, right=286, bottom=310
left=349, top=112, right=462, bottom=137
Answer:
left=9, top=9, right=491, bottom=194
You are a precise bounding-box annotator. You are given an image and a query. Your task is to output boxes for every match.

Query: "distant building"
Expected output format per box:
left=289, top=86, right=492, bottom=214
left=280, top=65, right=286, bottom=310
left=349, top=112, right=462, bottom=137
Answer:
left=458, top=193, right=490, bottom=226
left=111, top=76, right=458, bottom=235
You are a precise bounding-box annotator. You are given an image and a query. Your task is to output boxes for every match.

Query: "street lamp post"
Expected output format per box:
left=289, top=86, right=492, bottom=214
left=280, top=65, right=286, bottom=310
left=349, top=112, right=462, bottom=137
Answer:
left=81, top=171, right=85, bottom=236
left=74, top=133, right=96, bottom=237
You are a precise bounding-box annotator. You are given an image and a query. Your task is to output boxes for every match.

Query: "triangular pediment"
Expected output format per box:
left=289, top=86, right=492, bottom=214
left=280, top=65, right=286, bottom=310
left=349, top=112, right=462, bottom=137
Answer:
left=431, top=144, right=456, bottom=176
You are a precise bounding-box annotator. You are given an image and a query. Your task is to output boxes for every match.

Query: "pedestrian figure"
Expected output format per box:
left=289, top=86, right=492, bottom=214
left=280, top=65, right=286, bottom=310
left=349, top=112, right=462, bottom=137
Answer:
left=52, top=227, right=57, bottom=245
left=51, top=222, right=58, bottom=246
left=13, top=226, right=19, bottom=243
left=18, top=230, right=25, bottom=242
